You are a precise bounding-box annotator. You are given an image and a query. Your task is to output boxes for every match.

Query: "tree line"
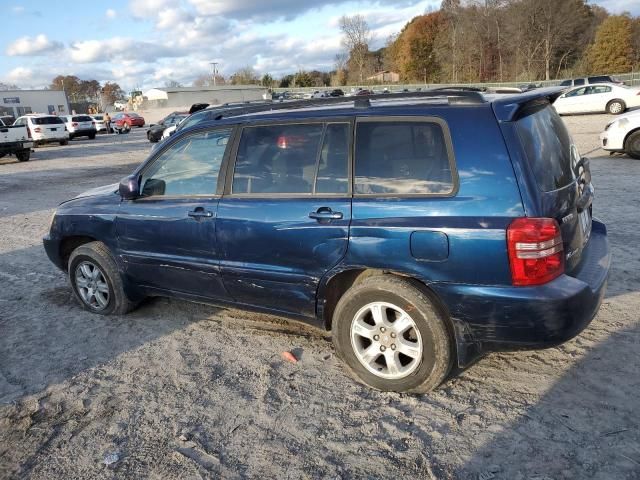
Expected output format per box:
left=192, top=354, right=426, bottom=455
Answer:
left=359, top=0, right=640, bottom=84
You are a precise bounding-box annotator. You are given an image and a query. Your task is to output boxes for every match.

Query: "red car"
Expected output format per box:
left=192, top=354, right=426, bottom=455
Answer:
left=112, top=112, right=145, bottom=128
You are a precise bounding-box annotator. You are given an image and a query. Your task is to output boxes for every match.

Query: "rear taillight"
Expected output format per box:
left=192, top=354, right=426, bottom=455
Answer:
left=27, top=127, right=32, bottom=138
left=72, top=122, right=78, bottom=127
left=33, top=127, right=42, bottom=133
left=507, top=218, right=564, bottom=286
left=91, top=121, right=95, bottom=125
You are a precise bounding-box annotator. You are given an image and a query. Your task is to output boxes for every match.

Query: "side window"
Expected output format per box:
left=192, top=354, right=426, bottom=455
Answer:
left=354, top=121, right=454, bottom=195
left=574, top=78, right=585, bottom=86
left=566, top=88, right=586, bottom=97
left=232, top=124, right=324, bottom=194
left=593, top=86, right=611, bottom=94
left=140, top=128, right=231, bottom=197
left=316, top=123, right=349, bottom=194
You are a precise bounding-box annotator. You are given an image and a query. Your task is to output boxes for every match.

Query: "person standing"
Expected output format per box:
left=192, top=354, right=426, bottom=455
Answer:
left=104, top=112, right=112, bottom=134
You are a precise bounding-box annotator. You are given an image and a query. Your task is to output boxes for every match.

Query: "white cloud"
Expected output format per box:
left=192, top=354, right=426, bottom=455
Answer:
left=69, top=38, right=184, bottom=63
left=6, top=34, right=63, bottom=56
left=106, top=8, right=117, bottom=19
left=130, top=0, right=172, bottom=17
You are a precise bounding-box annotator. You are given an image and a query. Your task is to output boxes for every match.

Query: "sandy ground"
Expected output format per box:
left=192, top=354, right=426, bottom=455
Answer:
left=0, top=116, right=638, bottom=480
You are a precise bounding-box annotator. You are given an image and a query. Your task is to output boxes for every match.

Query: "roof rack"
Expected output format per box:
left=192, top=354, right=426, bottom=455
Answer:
left=210, top=89, right=486, bottom=121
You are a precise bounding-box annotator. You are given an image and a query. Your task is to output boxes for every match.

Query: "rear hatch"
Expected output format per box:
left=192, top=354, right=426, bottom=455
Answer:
left=513, top=102, right=592, bottom=274
left=72, top=115, right=94, bottom=130
left=33, top=116, right=65, bottom=137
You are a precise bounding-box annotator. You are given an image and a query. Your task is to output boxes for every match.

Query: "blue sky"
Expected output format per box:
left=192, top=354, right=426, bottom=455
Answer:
left=1, top=0, right=638, bottom=92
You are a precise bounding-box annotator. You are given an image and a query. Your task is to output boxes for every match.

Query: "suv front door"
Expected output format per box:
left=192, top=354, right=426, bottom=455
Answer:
left=116, top=127, right=234, bottom=299
left=216, top=121, right=352, bottom=318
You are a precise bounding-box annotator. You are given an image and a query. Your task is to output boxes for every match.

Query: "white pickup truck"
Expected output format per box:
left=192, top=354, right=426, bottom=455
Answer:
left=0, top=118, right=32, bottom=162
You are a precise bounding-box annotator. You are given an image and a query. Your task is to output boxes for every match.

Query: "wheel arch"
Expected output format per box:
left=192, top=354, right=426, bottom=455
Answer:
left=606, top=98, right=626, bottom=113
left=623, top=126, right=640, bottom=148
left=59, top=235, right=98, bottom=272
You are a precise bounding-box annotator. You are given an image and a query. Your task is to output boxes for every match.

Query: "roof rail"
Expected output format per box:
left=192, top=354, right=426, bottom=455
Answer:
left=209, top=89, right=486, bottom=121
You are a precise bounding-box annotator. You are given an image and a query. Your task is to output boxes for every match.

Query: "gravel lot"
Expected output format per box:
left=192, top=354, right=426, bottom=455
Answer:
left=0, top=116, right=638, bottom=480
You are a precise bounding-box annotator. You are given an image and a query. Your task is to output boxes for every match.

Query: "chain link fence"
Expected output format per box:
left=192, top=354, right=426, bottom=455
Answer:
left=274, top=71, right=640, bottom=95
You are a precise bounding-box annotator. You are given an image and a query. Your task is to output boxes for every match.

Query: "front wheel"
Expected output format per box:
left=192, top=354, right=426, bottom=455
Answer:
left=68, top=241, right=138, bottom=315
left=60, top=140, right=68, bottom=146
left=607, top=99, right=626, bottom=115
left=332, top=276, right=452, bottom=393
left=625, top=130, right=640, bottom=159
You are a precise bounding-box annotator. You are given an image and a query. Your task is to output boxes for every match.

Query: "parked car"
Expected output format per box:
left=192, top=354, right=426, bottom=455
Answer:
left=14, top=114, right=69, bottom=146
left=61, top=115, right=97, bottom=140
left=0, top=117, right=32, bottom=162
left=43, top=89, right=610, bottom=393
left=112, top=112, right=145, bottom=128
left=599, top=110, right=640, bottom=159
left=553, top=83, right=640, bottom=115
left=91, top=115, right=107, bottom=132
left=559, top=76, right=624, bottom=87
left=146, top=112, right=189, bottom=143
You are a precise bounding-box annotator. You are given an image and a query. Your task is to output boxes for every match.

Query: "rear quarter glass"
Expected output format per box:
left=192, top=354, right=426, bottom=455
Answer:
left=515, top=104, right=577, bottom=192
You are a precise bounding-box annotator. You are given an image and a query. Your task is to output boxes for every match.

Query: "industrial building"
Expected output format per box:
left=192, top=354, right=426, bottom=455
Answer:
left=142, top=85, right=268, bottom=109
left=0, top=90, right=69, bottom=119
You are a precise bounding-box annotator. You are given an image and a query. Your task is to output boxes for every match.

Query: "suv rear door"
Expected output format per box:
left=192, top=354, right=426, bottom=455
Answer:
left=511, top=102, right=592, bottom=273
left=216, top=120, right=352, bottom=318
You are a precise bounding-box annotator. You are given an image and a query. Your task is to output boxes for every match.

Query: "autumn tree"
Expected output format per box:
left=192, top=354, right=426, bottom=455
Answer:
left=193, top=73, right=226, bottom=87
left=0, top=82, right=19, bottom=91
left=230, top=67, right=259, bottom=85
left=339, top=14, right=372, bottom=83
left=588, top=15, right=635, bottom=74
left=391, top=11, right=445, bottom=82
left=164, top=79, right=183, bottom=88
left=101, top=82, right=126, bottom=106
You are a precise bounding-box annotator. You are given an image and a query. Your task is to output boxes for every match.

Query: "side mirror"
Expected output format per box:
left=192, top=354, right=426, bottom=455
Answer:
left=149, top=123, right=156, bottom=127
left=119, top=175, right=140, bottom=200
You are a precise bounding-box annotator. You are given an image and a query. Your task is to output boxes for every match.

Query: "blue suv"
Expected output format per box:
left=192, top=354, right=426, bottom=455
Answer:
left=43, top=90, right=610, bottom=392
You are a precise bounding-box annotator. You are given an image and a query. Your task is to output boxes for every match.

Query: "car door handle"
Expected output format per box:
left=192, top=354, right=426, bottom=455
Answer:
left=309, top=209, right=343, bottom=221
left=188, top=208, right=213, bottom=219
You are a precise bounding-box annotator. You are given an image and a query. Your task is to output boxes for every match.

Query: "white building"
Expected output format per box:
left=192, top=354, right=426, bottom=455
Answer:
left=0, top=90, right=69, bottom=119
left=141, top=85, right=268, bottom=109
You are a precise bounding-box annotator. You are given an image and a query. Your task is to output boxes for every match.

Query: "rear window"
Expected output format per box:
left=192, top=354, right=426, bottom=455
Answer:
left=73, top=115, right=93, bottom=122
left=515, top=104, right=576, bottom=192
left=354, top=120, right=454, bottom=195
left=574, top=78, right=585, bottom=86
left=32, top=117, right=64, bottom=125
left=128, top=113, right=140, bottom=118
left=588, top=76, right=610, bottom=83
left=93, top=115, right=103, bottom=120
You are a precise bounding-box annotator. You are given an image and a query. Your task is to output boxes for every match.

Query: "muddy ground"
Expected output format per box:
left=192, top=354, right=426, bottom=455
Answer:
left=0, top=117, right=638, bottom=480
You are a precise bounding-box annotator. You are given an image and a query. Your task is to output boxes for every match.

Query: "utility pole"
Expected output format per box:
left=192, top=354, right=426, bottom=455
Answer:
left=210, top=62, right=219, bottom=87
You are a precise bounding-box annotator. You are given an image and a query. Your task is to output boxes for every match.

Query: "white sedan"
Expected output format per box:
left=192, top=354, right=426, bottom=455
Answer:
left=553, top=83, right=640, bottom=115
left=599, top=110, right=640, bottom=159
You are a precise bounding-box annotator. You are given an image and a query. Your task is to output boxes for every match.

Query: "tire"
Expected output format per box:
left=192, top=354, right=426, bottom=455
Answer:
left=16, top=150, right=30, bottom=162
left=89, top=133, right=96, bottom=140
left=607, top=99, right=626, bottom=115
left=331, top=275, right=452, bottom=393
left=60, top=140, right=68, bottom=146
left=624, top=130, right=640, bottom=159
left=68, top=241, right=137, bottom=315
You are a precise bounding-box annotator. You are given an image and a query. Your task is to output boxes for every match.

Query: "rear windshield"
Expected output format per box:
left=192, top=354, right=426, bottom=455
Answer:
left=515, top=104, right=575, bottom=192
left=32, top=117, right=64, bottom=125
left=127, top=113, right=140, bottom=118
left=588, top=76, right=610, bottom=83
left=73, top=115, right=93, bottom=122
left=92, top=115, right=103, bottom=120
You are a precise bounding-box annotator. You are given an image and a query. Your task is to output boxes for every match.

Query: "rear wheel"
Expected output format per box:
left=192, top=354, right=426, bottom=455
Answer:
left=89, top=133, right=96, bottom=140
left=331, top=275, right=452, bottom=393
left=59, top=140, right=68, bottom=146
left=607, top=99, right=626, bottom=115
left=16, top=150, right=30, bottom=162
left=68, top=241, right=137, bottom=315
left=624, top=130, right=640, bottom=159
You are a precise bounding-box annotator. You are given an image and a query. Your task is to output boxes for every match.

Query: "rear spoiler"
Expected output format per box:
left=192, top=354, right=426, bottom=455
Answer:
left=491, top=86, right=568, bottom=122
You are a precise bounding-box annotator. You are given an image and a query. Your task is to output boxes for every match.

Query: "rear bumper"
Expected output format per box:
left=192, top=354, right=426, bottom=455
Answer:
left=433, top=220, right=610, bottom=364
left=0, top=141, right=32, bottom=154
left=70, top=128, right=97, bottom=137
